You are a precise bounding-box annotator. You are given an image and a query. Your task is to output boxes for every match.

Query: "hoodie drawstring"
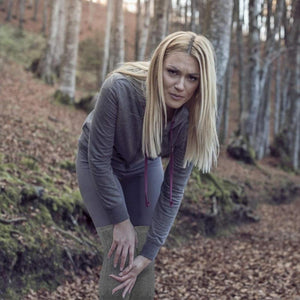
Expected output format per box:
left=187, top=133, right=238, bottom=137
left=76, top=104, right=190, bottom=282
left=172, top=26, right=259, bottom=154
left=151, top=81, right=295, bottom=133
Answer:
left=144, top=119, right=175, bottom=208
left=144, top=155, right=150, bottom=207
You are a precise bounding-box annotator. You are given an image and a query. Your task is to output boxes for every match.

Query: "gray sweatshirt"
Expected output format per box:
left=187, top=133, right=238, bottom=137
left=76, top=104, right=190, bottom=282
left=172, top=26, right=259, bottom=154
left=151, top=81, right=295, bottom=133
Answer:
left=78, top=73, right=193, bottom=260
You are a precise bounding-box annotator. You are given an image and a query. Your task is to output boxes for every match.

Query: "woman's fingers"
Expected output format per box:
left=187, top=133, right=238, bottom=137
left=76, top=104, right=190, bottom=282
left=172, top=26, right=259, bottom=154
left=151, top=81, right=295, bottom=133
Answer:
left=122, top=280, right=135, bottom=298
left=111, top=278, right=131, bottom=295
left=119, top=245, right=129, bottom=271
left=113, top=244, right=123, bottom=268
left=107, top=241, right=117, bottom=259
left=128, top=244, right=134, bottom=269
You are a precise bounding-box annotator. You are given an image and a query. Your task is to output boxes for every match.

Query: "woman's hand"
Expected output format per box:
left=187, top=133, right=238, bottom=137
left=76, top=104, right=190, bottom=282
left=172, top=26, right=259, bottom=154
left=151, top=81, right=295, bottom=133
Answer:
left=108, top=219, right=137, bottom=271
left=110, top=255, right=152, bottom=298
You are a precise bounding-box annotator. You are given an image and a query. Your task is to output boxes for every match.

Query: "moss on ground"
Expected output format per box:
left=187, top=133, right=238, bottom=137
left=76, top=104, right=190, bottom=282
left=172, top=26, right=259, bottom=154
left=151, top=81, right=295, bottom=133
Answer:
left=0, top=164, right=101, bottom=299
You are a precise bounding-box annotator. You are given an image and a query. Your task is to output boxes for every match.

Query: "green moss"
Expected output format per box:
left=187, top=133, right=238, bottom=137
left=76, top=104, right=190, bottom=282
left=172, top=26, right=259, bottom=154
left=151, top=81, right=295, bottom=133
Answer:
left=20, top=157, right=39, bottom=171
left=60, top=160, right=76, bottom=173
left=54, top=90, right=74, bottom=105
left=0, top=24, right=46, bottom=68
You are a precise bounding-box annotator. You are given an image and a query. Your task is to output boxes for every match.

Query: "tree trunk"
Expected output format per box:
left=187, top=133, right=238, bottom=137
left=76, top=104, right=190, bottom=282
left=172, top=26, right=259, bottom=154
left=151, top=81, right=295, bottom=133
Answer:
left=152, top=0, right=169, bottom=49
left=37, top=0, right=61, bottom=83
left=135, top=0, right=142, bottom=60
left=59, top=0, right=82, bottom=102
left=235, top=0, right=245, bottom=129
left=113, top=0, right=124, bottom=67
left=88, top=0, right=94, bottom=29
left=100, top=0, right=114, bottom=84
left=32, top=0, right=39, bottom=21
left=41, top=0, right=49, bottom=36
left=137, top=0, right=151, bottom=61
left=19, top=0, right=26, bottom=31
left=190, top=0, right=196, bottom=32
left=274, top=53, right=281, bottom=136
left=53, top=0, right=66, bottom=74
left=241, top=0, right=261, bottom=148
left=5, top=0, right=14, bottom=21
left=206, top=0, right=234, bottom=132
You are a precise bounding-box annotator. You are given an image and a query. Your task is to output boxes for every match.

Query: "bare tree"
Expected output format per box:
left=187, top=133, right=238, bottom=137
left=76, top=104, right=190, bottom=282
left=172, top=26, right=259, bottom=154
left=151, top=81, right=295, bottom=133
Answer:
left=206, top=0, right=234, bottom=132
left=113, top=0, right=124, bottom=67
left=19, top=0, right=26, bottom=31
left=41, top=0, right=49, bottom=36
left=100, top=0, right=114, bottom=84
left=32, top=0, right=39, bottom=21
left=58, top=0, right=82, bottom=102
left=5, top=0, right=14, bottom=21
left=136, top=0, right=151, bottom=60
left=37, top=0, right=62, bottom=83
left=240, top=0, right=261, bottom=148
left=151, top=0, right=169, bottom=49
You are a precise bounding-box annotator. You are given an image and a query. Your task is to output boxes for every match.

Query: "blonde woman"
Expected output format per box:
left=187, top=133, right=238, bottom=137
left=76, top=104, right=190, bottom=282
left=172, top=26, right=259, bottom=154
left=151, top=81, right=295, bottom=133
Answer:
left=76, top=31, right=218, bottom=299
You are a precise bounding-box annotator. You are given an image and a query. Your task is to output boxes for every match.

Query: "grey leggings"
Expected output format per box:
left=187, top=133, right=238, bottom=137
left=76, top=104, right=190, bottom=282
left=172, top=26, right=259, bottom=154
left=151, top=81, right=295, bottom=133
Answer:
left=76, top=146, right=163, bottom=299
left=97, top=225, right=155, bottom=299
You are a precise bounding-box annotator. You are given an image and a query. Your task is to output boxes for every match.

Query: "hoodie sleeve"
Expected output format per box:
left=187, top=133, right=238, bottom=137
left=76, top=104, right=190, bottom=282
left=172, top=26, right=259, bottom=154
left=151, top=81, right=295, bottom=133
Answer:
left=87, top=77, right=129, bottom=224
left=140, top=122, right=193, bottom=260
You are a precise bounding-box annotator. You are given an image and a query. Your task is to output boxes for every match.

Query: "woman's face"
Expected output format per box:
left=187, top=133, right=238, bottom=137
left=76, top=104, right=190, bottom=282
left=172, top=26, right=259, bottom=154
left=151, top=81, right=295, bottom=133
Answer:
left=163, top=51, right=200, bottom=116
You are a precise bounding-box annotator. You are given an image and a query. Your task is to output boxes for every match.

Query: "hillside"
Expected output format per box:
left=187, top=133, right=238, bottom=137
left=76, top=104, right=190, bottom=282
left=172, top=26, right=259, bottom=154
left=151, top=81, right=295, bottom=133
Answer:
left=0, top=8, right=300, bottom=300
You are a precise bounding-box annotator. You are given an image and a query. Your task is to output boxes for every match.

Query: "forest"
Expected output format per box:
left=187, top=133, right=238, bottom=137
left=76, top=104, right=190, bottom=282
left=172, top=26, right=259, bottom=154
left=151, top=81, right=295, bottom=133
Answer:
left=0, top=0, right=299, bottom=299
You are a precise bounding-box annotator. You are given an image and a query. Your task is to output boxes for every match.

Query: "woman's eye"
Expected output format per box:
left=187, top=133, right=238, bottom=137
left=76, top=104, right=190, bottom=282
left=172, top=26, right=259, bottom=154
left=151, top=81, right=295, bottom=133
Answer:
left=167, top=69, right=177, bottom=75
left=189, top=76, right=197, bottom=81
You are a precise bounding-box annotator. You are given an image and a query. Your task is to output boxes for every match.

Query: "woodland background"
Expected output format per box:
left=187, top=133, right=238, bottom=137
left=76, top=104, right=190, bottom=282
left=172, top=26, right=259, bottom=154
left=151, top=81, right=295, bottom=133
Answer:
left=0, top=0, right=299, bottom=299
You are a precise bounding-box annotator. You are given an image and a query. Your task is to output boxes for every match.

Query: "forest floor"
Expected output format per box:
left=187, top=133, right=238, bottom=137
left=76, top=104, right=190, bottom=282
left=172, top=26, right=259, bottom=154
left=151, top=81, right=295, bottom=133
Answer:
left=0, top=47, right=299, bottom=300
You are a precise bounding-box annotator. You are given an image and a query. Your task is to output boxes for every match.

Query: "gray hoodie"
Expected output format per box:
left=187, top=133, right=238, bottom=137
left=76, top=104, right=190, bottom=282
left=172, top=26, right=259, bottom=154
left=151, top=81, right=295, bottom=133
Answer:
left=78, top=73, right=193, bottom=260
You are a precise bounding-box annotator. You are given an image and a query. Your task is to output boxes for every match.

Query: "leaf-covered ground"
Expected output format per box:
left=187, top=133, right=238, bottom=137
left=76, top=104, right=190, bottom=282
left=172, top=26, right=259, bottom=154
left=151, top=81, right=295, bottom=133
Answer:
left=25, top=197, right=300, bottom=300
left=1, top=38, right=299, bottom=300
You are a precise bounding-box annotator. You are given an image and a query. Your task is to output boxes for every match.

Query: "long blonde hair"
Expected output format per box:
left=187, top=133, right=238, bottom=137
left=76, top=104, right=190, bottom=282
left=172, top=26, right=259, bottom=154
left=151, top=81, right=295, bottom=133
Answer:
left=111, top=31, right=219, bottom=172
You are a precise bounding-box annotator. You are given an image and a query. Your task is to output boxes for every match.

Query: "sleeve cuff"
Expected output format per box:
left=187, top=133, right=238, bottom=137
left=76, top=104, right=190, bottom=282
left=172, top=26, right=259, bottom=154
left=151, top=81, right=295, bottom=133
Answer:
left=140, top=239, right=161, bottom=261
left=107, top=202, right=129, bottom=224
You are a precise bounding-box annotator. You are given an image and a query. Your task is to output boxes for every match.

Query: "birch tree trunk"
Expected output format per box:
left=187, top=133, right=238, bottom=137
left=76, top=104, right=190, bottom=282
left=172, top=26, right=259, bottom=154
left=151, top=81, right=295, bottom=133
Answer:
left=59, top=0, right=82, bottom=102
left=135, top=0, right=142, bottom=60
left=206, top=0, right=234, bottom=132
left=190, top=0, right=196, bottom=32
left=274, top=54, right=281, bottom=136
left=137, top=0, right=151, bottom=61
left=113, top=0, right=124, bottom=67
left=53, top=0, right=66, bottom=74
left=19, top=0, right=26, bottom=31
left=241, top=0, right=261, bottom=148
left=152, top=0, right=169, bottom=49
left=100, top=0, right=114, bottom=84
left=37, top=0, right=61, bottom=83
left=41, top=0, right=49, bottom=36
left=32, top=0, right=39, bottom=21
left=5, top=0, right=14, bottom=21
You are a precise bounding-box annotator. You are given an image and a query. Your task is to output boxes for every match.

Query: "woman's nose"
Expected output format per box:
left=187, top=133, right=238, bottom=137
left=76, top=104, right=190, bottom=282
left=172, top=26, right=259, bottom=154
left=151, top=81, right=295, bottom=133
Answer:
left=175, top=77, right=184, bottom=90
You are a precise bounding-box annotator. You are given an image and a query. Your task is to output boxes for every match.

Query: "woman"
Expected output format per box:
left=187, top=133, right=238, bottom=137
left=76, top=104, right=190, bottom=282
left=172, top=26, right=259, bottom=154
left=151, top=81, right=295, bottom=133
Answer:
left=76, top=31, right=219, bottom=299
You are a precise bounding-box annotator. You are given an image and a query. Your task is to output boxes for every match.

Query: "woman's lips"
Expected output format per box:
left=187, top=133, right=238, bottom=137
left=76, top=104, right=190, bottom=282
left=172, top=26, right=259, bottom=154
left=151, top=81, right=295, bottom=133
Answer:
left=170, top=93, right=184, bottom=100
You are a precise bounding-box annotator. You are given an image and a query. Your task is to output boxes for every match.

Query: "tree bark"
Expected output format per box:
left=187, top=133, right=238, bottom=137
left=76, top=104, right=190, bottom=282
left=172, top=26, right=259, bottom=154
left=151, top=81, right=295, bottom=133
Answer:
left=113, top=0, right=124, bottom=67
left=206, top=0, right=234, bottom=132
left=137, top=0, right=151, bottom=61
left=41, top=0, right=49, bottom=36
left=241, top=0, right=261, bottom=148
left=151, top=0, right=169, bottom=49
left=100, top=0, right=114, bottom=84
left=53, top=0, right=66, bottom=73
left=32, top=0, right=39, bottom=21
left=19, top=0, right=26, bottom=31
left=5, top=0, right=14, bottom=21
left=37, top=0, right=61, bottom=83
left=135, top=0, right=142, bottom=60
left=59, top=0, right=82, bottom=102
